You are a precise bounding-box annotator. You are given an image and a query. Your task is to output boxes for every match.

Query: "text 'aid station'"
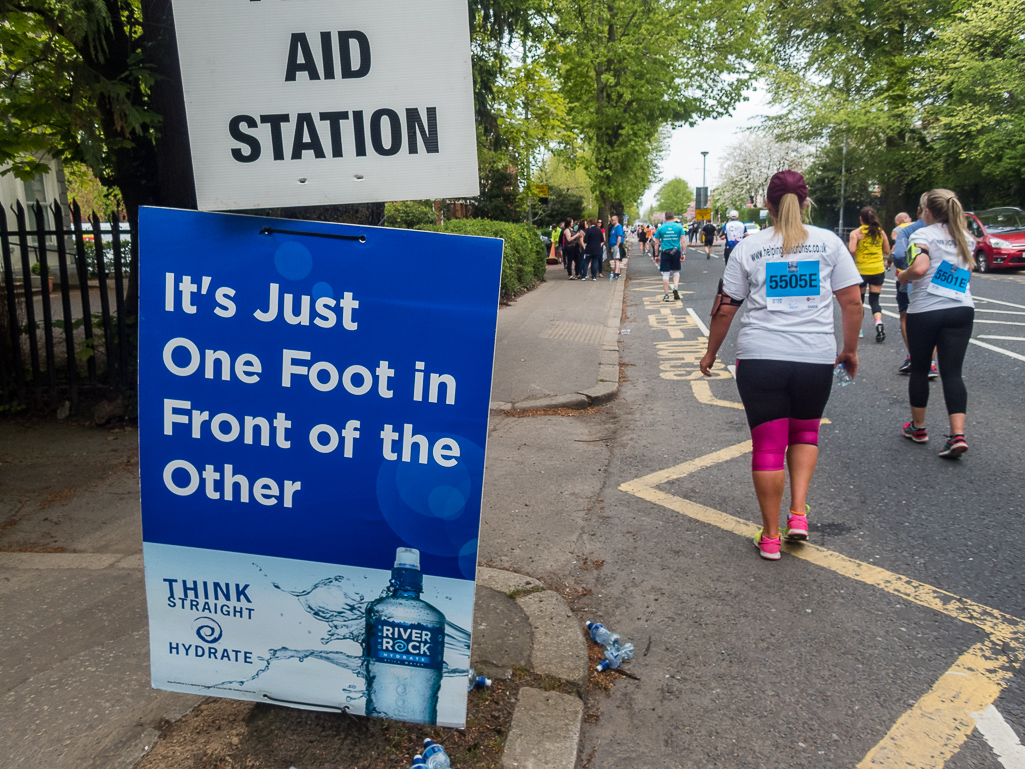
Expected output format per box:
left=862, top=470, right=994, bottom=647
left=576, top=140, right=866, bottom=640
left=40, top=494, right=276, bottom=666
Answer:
left=170, top=0, right=479, bottom=210
left=138, top=208, right=503, bottom=727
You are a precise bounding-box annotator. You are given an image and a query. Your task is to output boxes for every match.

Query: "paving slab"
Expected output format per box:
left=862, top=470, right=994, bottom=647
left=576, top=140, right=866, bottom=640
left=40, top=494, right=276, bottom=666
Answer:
left=470, top=585, right=533, bottom=679
left=517, top=591, right=588, bottom=690
left=513, top=392, right=591, bottom=411
left=501, top=687, right=584, bottom=769
left=579, top=381, right=619, bottom=406
left=490, top=260, right=624, bottom=408
left=477, top=567, right=543, bottom=595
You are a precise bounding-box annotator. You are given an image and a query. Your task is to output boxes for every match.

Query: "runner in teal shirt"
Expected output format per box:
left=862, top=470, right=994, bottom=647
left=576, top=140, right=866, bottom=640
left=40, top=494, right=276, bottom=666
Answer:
left=653, top=211, right=686, bottom=301
left=654, top=218, right=684, bottom=250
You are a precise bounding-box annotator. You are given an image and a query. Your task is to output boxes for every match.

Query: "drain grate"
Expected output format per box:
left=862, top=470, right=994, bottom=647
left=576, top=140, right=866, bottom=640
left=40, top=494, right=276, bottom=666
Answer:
left=539, top=321, right=605, bottom=345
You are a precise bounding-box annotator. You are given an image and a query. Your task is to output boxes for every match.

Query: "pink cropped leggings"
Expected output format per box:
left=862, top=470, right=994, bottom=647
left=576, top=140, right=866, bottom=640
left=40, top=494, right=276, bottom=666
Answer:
left=734, top=359, right=834, bottom=472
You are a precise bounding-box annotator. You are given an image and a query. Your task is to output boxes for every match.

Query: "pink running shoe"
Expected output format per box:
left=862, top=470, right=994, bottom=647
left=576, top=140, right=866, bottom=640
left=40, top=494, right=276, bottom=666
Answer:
left=784, top=507, right=809, bottom=542
left=754, top=529, right=782, bottom=560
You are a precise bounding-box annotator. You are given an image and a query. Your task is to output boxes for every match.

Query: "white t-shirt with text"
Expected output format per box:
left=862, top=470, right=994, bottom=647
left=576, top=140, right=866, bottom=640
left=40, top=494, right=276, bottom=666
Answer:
left=906, top=223, right=975, bottom=314
left=723, top=225, right=862, bottom=364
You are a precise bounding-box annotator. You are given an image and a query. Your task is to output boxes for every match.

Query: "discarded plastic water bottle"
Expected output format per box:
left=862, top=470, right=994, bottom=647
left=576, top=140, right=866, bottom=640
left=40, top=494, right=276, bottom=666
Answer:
left=468, top=667, right=492, bottom=691
left=586, top=621, right=621, bottom=652
left=833, top=362, right=854, bottom=387
left=422, top=738, right=451, bottom=769
left=595, top=642, right=635, bottom=672
left=409, top=757, right=427, bottom=769
left=363, top=548, right=446, bottom=725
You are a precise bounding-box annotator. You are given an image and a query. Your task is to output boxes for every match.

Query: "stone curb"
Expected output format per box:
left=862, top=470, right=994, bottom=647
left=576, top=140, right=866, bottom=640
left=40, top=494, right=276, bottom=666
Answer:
left=493, top=262, right=627, bottom=413
left=500, top=688, right=583, bottom=769
left=476, top=567, right=587, bottom=769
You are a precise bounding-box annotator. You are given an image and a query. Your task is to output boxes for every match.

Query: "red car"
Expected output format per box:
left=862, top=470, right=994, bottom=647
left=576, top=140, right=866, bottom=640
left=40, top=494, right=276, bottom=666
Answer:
left=964, top=207, right=1025, bottom=272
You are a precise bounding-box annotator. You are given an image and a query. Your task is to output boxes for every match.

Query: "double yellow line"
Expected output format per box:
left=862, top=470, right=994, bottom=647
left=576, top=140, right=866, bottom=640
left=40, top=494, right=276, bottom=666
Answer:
left=620, top=442, right=1025, bottom=768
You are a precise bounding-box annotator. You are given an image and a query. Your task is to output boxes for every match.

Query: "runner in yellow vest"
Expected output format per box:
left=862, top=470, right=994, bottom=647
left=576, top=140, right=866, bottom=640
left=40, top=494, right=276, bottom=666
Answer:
left=848, top=206, right=891, bottom=342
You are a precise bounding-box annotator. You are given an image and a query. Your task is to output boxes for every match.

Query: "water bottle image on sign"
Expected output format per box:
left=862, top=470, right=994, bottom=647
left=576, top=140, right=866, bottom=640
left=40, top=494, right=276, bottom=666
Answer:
left=364, top=548, right=447, bottom=724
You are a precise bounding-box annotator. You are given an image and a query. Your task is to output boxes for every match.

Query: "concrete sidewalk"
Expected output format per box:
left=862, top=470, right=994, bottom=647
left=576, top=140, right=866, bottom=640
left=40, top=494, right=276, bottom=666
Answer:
left=0, top=240, right=632, bottom=769
left=490, top=260, right=626, bottom=411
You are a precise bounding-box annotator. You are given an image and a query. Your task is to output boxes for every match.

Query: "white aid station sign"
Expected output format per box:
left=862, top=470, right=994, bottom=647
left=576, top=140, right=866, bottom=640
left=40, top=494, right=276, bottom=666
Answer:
left=172, top=0, right=480, bottom=210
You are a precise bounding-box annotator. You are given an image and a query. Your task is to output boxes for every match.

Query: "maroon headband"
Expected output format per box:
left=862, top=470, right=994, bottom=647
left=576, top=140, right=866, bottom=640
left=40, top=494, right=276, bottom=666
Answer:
left=766, top=170, right=808, bottom=207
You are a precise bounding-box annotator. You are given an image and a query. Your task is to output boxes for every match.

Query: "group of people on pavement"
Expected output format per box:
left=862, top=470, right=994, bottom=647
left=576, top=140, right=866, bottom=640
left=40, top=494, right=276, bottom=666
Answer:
left=556, top=216, right=626, bottom=281
left=688, top=170, right=976, bottom=561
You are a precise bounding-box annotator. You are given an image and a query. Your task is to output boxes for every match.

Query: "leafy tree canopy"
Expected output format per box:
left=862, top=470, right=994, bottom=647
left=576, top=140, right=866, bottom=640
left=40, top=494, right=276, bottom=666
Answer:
left=551, top=0, right=759, bottom=220
left=653, top=178, right=693, bottom=218
left=920, top=0, right=1025, bottom=206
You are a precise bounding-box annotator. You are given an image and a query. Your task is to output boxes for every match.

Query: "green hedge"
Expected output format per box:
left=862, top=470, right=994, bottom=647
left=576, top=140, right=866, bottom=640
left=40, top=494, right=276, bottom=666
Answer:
left=738, top=208, right=767, bottom=224
left=426, top=220, right=547, bottom=300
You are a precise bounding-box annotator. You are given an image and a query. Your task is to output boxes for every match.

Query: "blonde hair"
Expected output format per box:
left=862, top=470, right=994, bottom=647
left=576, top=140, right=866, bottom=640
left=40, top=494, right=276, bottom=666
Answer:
left=922, top=188, right=976, bottom=269
left=772, top=193, right=808, bottom=254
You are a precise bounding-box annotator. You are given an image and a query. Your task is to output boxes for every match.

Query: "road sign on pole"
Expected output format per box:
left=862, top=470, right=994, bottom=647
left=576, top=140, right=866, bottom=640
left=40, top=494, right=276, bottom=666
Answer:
left=695, top=208, right=712, bottom=221
left=171, top=0, right=480, bottom=210
left=695, top=187, right=709, bottom=209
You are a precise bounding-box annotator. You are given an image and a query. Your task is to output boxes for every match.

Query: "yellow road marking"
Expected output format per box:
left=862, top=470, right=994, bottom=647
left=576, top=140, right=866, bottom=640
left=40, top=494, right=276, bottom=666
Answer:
left=619, top=441, right=1025, bottom=768
left=690, top=379, right=745, bottom=410
left=859, top=639, right=1017, bottom=768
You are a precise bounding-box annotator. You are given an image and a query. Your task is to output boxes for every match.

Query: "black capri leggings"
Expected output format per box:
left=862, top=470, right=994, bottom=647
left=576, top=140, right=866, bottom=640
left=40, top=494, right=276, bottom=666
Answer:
left=735, top=359, right=834, bottom=429
left=906, top=306, right=974, bottom=413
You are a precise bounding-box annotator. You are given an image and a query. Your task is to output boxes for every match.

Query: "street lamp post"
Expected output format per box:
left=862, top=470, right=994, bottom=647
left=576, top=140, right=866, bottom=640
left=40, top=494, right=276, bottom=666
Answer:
left=700, top=151, right=709, bottom=222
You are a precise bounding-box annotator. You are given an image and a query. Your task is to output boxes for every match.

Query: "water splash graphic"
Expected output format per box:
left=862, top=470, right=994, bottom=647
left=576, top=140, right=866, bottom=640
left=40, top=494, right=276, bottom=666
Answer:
left=208, top=569, right=470, bottom=706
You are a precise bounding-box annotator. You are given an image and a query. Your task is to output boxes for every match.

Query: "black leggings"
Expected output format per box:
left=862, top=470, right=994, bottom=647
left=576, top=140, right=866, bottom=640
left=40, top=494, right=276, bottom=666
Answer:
left=906, top=307, right=974, bottom=413
left=735, top=359, right=834, bottom=429
left=859, top=285, right=882, bottom=315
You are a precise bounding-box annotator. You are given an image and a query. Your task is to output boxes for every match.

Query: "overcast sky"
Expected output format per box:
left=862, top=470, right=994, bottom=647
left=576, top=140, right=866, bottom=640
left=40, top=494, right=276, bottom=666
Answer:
left=640, top=87, right=775, bottom=212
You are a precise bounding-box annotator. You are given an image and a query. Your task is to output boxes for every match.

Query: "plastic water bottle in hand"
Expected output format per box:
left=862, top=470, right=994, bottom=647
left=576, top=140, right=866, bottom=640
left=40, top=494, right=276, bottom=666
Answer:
left=595, top=642, right=635, bottom=672
left=468, top=667, right=492, bottom=691
left=833, top=362, right=854, bottom=387
left=422, top=738, right=451, bottom=769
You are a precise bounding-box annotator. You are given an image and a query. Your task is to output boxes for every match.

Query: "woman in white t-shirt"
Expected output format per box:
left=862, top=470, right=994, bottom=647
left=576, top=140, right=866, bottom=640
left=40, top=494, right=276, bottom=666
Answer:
left=896, top=188, right=976, bottom=458
left=699, top=171, right=864, bottom=561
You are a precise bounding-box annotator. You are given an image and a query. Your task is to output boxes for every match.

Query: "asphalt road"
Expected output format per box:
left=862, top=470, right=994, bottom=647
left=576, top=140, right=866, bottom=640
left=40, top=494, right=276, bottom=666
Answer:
left=570, top=241, right=1025, bottom=768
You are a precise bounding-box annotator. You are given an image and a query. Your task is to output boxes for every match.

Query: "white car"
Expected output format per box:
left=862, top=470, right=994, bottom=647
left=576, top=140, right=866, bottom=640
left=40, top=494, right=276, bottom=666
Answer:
left=744, top=222, right=760, bottom=235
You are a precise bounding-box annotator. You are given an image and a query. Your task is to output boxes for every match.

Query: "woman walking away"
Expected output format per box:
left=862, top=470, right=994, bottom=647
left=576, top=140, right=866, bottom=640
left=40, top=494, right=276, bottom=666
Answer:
left=896, top=189, right=976, bottom=458
left=699, top=171, right=864, bottom=560
left=848, top=206, right=891, bottom=342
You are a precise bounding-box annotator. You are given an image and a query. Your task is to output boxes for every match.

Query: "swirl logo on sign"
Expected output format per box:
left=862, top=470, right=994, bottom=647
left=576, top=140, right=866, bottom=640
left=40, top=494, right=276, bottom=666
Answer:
left=193, top=616, right=223, bottom=644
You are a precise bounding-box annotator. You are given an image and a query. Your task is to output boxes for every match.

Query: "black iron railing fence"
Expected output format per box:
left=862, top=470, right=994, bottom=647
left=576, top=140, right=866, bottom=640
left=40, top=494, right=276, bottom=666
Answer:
left=0, top=199, right=134, bottom=413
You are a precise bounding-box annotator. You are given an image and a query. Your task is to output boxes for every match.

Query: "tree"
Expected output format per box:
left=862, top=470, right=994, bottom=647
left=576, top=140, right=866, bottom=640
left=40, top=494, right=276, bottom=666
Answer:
left=761, top=0, right=956, bottom=222
left=0, top=0, right=542, bottom=322
left=550, top=0, right=758, bottom=223
left=543, top=187, right=585, bottom=224
left=469, top=139, right=523, bottom=222
left=63, top=161, right=123, bottom=216
left=536, top=154, right=597, bottom=212
left=920, top=0, right=1025, bottom=207
left=713, top=129, right=813, bottom=212
left=493, top=33, right=574, bottom=222
left=468, top=0, right=544, bottom=149
left=653, top=178, right=693, bottom=218
left=0, top=0, right=173, bottom=313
